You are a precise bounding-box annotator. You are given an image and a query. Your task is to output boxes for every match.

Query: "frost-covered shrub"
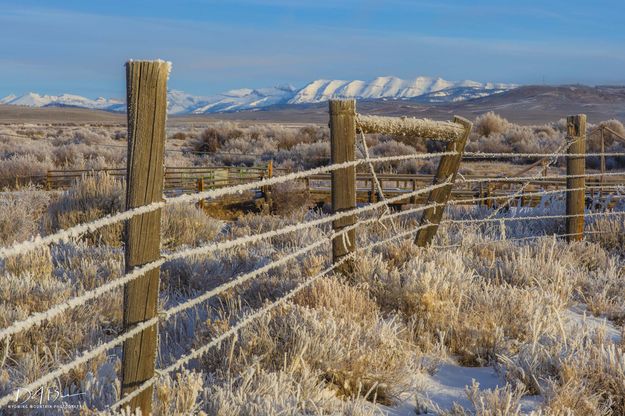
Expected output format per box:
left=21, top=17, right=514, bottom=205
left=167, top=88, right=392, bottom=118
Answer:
left=45, top=172, right=125, bottom=246
left=475, top=112, right=509, bottom=137
left=161, top=203, right=223, bottom=249
left=153, top=370, right=206, bottom=416
left=199, top=298, right=416, bottom=405
left=0, top=154, right=54, bottom=188
left=270, top=181, right=312, bottom=216
left=0, top=187, right=49, bottom=245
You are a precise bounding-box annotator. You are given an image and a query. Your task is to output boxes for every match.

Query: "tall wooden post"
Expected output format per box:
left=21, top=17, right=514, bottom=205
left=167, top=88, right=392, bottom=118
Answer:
left=566, top=114, right=586, bottom=242
left=329, top=100, right=356, bottom=273
left=121, top=60, right=169, bottom=414
left=415, top=116, right=472, bottom=247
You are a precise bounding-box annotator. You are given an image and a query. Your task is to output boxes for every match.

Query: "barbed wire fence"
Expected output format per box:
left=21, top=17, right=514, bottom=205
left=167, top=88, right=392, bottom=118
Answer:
left=0, top=62, right=624, bottom=414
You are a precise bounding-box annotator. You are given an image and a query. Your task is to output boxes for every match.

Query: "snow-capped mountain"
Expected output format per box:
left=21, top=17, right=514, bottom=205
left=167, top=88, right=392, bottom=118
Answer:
left=0, top=92, right=123, bottom=110
left=288, top=76, right=513, bottom=104
left=187, top=85, right=297, bottom=114
left=0, top=76, right=517, bottom=114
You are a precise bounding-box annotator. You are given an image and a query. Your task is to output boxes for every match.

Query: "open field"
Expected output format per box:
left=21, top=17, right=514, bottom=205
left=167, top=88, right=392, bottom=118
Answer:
left=1, top=107, right=625, bottom=415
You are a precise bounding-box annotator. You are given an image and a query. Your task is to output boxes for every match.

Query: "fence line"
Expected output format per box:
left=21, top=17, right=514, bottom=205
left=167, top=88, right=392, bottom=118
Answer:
left=442, top=209, right=625, bottom=226
left=5, top=166, right=621, bottom=260
left=0, top=152, right=457, bottom=260
left=463, top=151, right=625, bottom=158
left=110, top=220, right=439, bottom=412
left=1, top=183, right=620, bottom=341
left=2, top=85, right=625, bottom=414
left=0, top=181, right=455, bottom=340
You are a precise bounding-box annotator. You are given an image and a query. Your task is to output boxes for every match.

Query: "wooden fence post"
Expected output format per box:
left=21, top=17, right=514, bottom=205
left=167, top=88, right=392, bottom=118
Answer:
left=566, top=114, right=586, bottom=242
left=414, top=116, right=472, bottom=247
left=264, top=160, right=274, bottom=211
left=197, top=178, right=205, bottom=209
left=410, top=179, right=418, bottom=205
left=369, top=177, right=377, bottom=203
left=329, top=100, right=356, bottom=273
left=121, top=60, right=169, bottom=414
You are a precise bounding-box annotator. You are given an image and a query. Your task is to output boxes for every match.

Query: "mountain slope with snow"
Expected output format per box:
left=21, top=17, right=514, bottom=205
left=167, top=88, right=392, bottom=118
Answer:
left=288, top=76, right=514, bottom=104
left=0, top=76, right=517, bottom=114
left=0, top=93, right=123, bottom=110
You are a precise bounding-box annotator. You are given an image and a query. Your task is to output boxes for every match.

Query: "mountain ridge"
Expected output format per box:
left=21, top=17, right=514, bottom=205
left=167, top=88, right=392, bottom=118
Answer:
left=0, top=75, right=516, bottom=115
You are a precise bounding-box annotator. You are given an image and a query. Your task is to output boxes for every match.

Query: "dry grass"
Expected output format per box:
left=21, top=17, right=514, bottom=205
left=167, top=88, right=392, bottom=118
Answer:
left=44, top=172, right=125, bottom=246
left=5, top=114, right=617, bottom=192
left=2, top=120, right=625, bottom=414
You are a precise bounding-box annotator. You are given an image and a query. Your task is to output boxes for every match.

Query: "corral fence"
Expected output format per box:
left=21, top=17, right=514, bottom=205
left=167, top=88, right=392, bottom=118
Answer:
left=1, top=60, right=625, bottom=414
left=44, top=165, right=279, bottom=193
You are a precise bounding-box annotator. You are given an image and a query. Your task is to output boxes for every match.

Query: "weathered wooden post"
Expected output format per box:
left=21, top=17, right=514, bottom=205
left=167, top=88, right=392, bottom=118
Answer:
left=566, top=114, right=586, bottom=242
left=265, top=160, right=273, bottom=207
left=414, top=116, right=472, bottom=247
left=369, top=176, right=377, bottom=203
left=485, top=183, right=494, bottom=208
left=329, top=100, right=356, bottom=273
left=410, top=179, right=418, bottom=205
left=121, top=60, right=169, bottom=414
left=197, top=178, right=205, bottom=209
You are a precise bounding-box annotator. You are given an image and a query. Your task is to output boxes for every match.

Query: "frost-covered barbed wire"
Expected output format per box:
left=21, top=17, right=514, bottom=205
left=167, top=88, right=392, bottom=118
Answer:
left=109, top=221, right=437, bottom=412
left=442, top=209, right=625, bottom=226
left=464, top=151, right=625, bottom=158
left=0, top=151, right=457, bottom=259
left=0, top=258, right=166, bottom=340
left=462, top=138, right=573, bottom=237
left=385, top=187, right=591, bottom=222
left=355, top=114, right=464, bottom=141
left=431, top=230, right=613, bottom=249
left=459, top=171, right=625, bottom=185
left=1, top=182, right=619, bottom=340
left=164, top=179, right=450, bottom=261
left=0, top=181, right=451, bottom=339
left=0, top=316, right=159, bottom=409
left=108, top=252, right=355, bottom=412
left=356, top=126, right=397, bottom=232
left=2, top=171, right=622, bottom=341
left=0, top=201, right=165, bottom=259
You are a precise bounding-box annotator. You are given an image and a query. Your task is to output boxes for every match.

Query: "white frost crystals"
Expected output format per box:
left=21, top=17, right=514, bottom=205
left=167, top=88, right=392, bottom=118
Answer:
left=356, top=114, right=465, bottom=141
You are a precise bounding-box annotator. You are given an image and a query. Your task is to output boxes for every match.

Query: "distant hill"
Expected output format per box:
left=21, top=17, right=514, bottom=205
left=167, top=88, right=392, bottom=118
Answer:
left=0, top=75, right=516, bottom=115
left=1, top=85, right=623, bottom=125
left=196, top=85, right=625, bottom=124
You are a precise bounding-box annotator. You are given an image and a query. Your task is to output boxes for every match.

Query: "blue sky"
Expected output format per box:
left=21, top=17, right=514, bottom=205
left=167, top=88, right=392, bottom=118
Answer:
left=1, top=0, right=624, bottom=98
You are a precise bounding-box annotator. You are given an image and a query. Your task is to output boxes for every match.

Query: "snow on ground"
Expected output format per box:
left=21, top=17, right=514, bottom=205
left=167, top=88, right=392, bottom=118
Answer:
left=564, top=303, right=622, bottom=343
left=379, top=305, right=621, bottom=415
left=382, top=362, right=541, bottom=415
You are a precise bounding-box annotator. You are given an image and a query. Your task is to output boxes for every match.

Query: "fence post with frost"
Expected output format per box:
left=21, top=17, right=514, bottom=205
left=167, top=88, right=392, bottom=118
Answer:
left=329, top=99, right=356, bottom=273
left=121, top=60, right=169, bottom=414
left=414, top=116, right=472, bottom=247
left=566, top=114, right=586, bottom=242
